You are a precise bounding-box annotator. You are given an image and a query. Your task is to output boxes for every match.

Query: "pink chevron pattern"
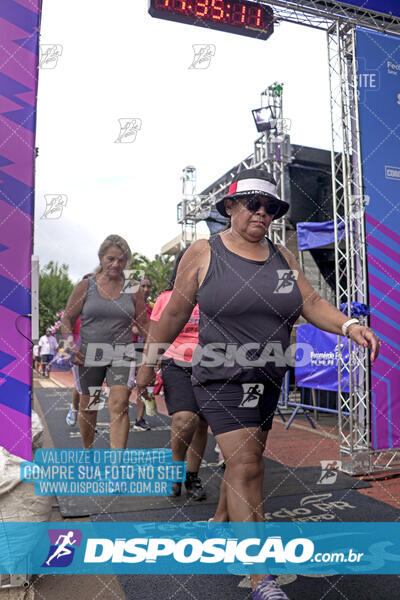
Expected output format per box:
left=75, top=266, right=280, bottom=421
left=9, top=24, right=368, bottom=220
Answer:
left=366, top=217, right=400, bottom=451
left=0, top=0, right=40, bottom=460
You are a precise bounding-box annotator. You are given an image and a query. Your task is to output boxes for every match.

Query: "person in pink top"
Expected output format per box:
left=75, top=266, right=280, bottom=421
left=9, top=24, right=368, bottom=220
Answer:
left=132, top=277, right=154, bottom=431
left=151, top=250, right=208, bottom=501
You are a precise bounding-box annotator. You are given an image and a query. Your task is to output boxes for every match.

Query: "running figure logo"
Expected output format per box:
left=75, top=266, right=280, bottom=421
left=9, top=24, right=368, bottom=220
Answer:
left=86, top=386, right=108, bottom=411
left=270, top=118, right=291, bottom=144
left=240, top=384, right=264, bottom=408
left=189, top=44, right=216, bottom=69
left=317, top=460, right=342, bottom=485
left=41, top=194, right=68, bottom=219
left=274, top=270, right=299, bottom=294
left=39, top=44, right=63, bottom=69
left=115, top=118, right=142, bottom=143
left=122, top=269, right=144, bottom=293
left=42, top=529, right=82, bottom=567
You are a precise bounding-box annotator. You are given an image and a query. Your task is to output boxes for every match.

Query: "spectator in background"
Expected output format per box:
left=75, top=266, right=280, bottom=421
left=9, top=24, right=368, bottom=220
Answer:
left=132, top=276, right=154, bottom=431
left=132, top=277, right=154, bottom=342
left=38, top=328, right=58, bottom=377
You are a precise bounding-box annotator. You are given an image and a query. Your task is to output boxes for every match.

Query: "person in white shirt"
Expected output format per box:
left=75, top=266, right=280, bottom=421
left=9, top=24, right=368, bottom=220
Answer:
left=38, top=328, right=58, bottom=377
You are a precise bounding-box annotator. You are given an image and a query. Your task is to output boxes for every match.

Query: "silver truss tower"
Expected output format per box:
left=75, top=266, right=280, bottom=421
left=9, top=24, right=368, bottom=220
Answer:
left=327, top=22, right=370, bottom=474
left=178, top=81, right=291, bottom=247
left=258, top=82, right=289, bottom=246
left=327, top=21, right=400, bottom=475
left=177, top=166, right=198, bottom=248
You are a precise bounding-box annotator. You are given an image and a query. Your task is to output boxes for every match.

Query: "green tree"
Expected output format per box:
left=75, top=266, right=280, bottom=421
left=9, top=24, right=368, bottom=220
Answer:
left=129, top=253, right=175, bottom=300
left=39, top=261, right=74, bottom=335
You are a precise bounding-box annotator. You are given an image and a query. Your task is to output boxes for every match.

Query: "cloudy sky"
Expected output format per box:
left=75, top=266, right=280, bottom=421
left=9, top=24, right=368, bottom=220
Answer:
left=34, top=0, right=332, bottom=282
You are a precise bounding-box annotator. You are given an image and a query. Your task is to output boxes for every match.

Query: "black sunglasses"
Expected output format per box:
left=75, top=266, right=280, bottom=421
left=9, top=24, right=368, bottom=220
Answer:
left=235, top=195, right=278, bottom=216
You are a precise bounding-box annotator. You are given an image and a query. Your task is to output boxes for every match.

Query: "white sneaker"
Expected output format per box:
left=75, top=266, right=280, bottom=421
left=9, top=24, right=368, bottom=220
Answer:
left=66, top=407, right=78, bottom=426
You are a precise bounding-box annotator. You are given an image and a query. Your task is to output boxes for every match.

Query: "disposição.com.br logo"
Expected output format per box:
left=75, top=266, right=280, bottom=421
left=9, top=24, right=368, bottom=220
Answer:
left=42, top=529, right=82, bottom=567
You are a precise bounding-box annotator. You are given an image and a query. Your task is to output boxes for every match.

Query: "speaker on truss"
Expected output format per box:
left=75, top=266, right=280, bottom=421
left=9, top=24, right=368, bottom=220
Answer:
left=286, top=144, right=333, bottom=226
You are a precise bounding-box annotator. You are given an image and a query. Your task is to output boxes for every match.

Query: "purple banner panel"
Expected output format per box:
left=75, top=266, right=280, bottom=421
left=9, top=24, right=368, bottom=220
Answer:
left=0, top=0, right=41, bottom=460
left=356, top=28, right=400, bottom=450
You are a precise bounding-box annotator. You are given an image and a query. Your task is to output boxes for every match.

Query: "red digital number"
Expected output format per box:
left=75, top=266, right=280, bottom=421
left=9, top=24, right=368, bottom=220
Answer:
left=172, top=0, right=187, bottom=10
left=194, top=0, right=209, bottom=17
left=247, top=6, right=262, bottom=27
left=231, top=2, right=246, bottom=25
left=155, top=0, right=170, bottom=7
left=210, top=0, right=224, bottom=20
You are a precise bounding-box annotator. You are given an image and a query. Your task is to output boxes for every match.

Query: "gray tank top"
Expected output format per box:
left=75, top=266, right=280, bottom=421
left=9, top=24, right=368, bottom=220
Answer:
left=192, top=234, right=302, bottom=384
left=80, top=276, right=135, bottom=345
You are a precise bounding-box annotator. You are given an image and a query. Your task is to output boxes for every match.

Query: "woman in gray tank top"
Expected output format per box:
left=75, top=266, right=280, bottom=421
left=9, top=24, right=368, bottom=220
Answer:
left=137, top=170, right=380, bottom=600
left=62, top=235, right=149, bottom=449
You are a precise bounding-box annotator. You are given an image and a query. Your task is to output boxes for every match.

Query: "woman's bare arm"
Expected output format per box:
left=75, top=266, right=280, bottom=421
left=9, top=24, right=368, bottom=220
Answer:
left=60, top=279, right=89, bottom=365
left=61, top=279, right=88, bottom=337
left=277, top=245, right=346, bottom=333
left=138, top=239, right=208, bottom=371
left=278, top=245, right=380, bottom=363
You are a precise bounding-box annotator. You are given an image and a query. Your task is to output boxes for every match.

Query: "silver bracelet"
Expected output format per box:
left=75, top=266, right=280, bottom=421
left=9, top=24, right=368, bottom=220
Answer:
left=342, top=318, right=360, bottom=337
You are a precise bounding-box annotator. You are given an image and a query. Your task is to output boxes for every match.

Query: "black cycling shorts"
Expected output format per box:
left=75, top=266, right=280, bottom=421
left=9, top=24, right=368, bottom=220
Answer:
left=192, top=380, right=282, bottom=436
left=40, top=354, right=52, bottom=365
left=72, top=362, right=135, bottom=395
left=161, top=358, right=199, bottom=415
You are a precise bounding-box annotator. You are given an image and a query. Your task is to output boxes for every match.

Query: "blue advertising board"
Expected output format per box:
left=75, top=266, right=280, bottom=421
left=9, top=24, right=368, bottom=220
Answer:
left=356, top=27, right=400, bottom=450
left=295, top=325, right=350, bottom=392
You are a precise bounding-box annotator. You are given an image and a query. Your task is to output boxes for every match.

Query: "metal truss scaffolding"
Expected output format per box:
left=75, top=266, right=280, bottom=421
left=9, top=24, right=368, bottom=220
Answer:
left=256, top=82, right=290, bottom=247
left=262, top=0, right=400, bottom=35
left=328, top=21, right=400, bottom=475
left=327, top=22, right=371, bottom=475
left=177, top=82, right=291, bottom=247
left=178, top=166, right=198, bottom=249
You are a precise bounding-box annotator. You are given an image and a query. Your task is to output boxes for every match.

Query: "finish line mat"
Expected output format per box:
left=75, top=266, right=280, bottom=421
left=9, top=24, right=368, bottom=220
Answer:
left=100, top=493, right=400, bottom=600
left=34, top=387, right=369, bottom=518
left=118, top=573, right=400, bottom=600
left=92, top=489, right=399, bottom=524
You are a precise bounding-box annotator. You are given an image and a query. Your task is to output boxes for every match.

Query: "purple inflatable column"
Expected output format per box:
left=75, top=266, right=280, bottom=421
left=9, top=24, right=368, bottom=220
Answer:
left=0, top=0, right=41, bottom=460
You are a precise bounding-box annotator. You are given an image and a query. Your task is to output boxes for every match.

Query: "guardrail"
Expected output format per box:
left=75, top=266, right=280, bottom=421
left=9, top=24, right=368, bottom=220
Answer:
left=279, top=371, right=349, bottom=430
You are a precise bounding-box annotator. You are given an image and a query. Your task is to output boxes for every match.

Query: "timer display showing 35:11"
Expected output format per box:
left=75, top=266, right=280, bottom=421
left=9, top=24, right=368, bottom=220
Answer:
left=149, top=0, right=274, bottom=40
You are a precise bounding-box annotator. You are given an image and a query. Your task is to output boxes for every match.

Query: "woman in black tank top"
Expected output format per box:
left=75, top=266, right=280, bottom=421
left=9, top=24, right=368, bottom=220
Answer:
left=137, top=170, right=380, bottom=600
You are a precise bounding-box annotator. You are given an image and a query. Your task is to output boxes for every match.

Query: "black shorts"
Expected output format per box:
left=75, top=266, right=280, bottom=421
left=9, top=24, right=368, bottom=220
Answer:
left=41, top=354, right=52, bottom=365
left=72, top=362, right=136, bottom=395
left=161, top=358, right=199, bottom=415
left=192, top=380, right=282, bottom=436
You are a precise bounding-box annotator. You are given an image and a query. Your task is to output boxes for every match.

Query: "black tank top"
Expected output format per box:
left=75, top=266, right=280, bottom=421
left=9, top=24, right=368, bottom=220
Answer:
left=192, top=234, right=303, bottom=385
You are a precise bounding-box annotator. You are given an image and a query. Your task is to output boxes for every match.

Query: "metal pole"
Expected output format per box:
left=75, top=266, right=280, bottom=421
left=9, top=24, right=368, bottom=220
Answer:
left=31, top=255, right=39, bottom=342
left=328, top=22, right=371, bottom=474
left=350, top=28, right=371, bottom=455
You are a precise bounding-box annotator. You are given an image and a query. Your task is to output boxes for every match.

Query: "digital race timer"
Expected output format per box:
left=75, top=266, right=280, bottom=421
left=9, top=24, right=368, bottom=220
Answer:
left=148, top=0, right=274, bottom=40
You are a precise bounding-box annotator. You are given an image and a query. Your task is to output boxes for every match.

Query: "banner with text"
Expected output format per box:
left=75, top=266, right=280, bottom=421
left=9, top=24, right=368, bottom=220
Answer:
left=356, top=28, right=400, bottom=450
left=1, top=522, right=400, bottom=575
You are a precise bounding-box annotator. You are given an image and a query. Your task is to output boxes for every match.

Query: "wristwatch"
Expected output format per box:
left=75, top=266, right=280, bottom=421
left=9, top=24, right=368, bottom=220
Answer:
left=342, top=318, right=360, bottom=337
